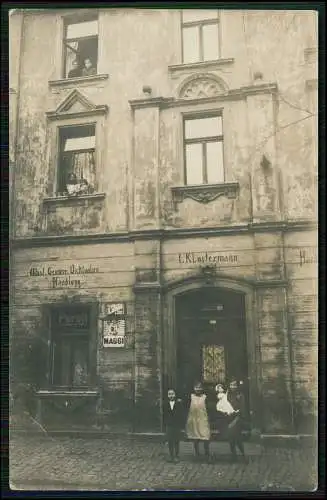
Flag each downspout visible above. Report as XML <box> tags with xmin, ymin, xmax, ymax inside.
<box><xmin>9</xmin><ymin>8</ymin><xmax>24</xmax><ymax>404</ymax></box>
<box><xmin>10</xmin><ymin>9</ymin><xmax>25</xmax><ymax>239</ymax></box>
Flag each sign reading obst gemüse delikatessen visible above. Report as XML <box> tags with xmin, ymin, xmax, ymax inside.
<box><xmin>103</xmin><ymin>303</ymin><xmax>126</xmax><ymax>348</ymax></box>
<box><xmin>28</xmin><ymin>264</ymin><xmax>99</xmax><ymax>289</ymax></box>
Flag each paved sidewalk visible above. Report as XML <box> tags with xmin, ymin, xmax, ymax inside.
<box><xmin>9</xmin><ymin>433</ymin><xmax>317</xmax><ymax>492</ymax></box>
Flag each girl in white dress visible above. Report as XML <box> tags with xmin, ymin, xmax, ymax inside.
<box><xmin>185</xmin><ymin>382</ymin><xmax>211</xmax><ymax>460</ymax></box>
<box><xmin>215</xmin><ymin>384</ymin><xmax>235</xmax><ymax>415</ymax></box>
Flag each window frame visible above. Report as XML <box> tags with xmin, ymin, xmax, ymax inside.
<box><xmin>46</xmin><ymin>102</ymin><xmax>108</xmax><ymax>200</ymax></box>
<box><xmin>62</xmin><ymin>13</ymin><xmax>99</xmax><ymax>80</ymax></box>
<box><xmin>57</xmin><ymin>123</ymin><xmax>97</xmax><ymax>195</ymax></box>
<box><xmin>181</xmin><ymin>10</ymin><xmax>220</xmax><ymax>64</ymax></box>
<box><xmin>183</xmin><ymin>111</ymin><xmax>225</xmax><ymax>186</ymax></box>
<box><xmin>48</xmin><ymin>302</ymin><xmax>98</xmax><ymax>390</ymax></box>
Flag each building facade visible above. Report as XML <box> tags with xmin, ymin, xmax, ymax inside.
<box><xmin>10</xmin><ymin>8</ymin><xmax>318</xmax><ymax>437</ymax></box>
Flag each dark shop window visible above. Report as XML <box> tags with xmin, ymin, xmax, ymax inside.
<box><xmin>51</xmin><ymin>306</ymin><xmax>91</xmax><ymax>388</ymax></box>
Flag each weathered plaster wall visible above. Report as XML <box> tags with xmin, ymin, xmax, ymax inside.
<box><xmin>10</xmin><ymin>8</ymin><xmax>318</xmax><ymax>434</ymax></box>
<box><xmin>11</xmin><ymin>242</ymin><xmax>136</xmax><ymax>427</ymax></box>
<box><xmin>162</xmin><ymin>231</ymin><xmax>302</xmax><ymax>433</ymax></box>
<box><xmin>244</xmin><ymin>10</ymin><xmax>318</xmax><ymax>221</ymax></box>
<box><xmin>284</xmin><ymin>230</ymin><xmax>318</xmax><ymax>433</ymax></box>
<box><xmin>11</xmin><ymin>9</ymin><xmax>317</xmax><ymax>238</ymax></box>
<box><xmin>162</xmin><ymin>234</ymin><xmax>255</xmax><ymax>283</ymax></box>
<box><xmin>12</xmin><ymin>9</ymin><xmax>178</xmax><ymax>238</ymax></box>
<box><xmin>159</xmin><ymin>99</ymin><xmax>252</xmax><ymax>228</ymax></box>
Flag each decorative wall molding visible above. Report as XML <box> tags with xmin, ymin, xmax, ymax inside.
<box><xmin>128</xmin><ymin>96</ymin><xmax>174</xmax><ymax>110</ymax></box>
<box><xmin>171</xmin><ymin>182</ymin><xmax>239</xmax><ymax>209</ymax></box>
<box><xmin>254</xmin><ymin>280</ymin><xmax>288</xmax><ymax>288</ymax></box>
<box><xmin>133</xmin><ymin>283</ymin><xmax>161</xmax><ymax>292</ymax></box>
<box><xmin>11</xmin><ymin>219</ymin><xmax>317</xmax><ymax>248</ymax></box>
<box><xmin>46</xmin><ymin>89</ymin><xmax>109</xmax><ymax>121</ymax></box>
<box><xmin>128</xmin><ymin>83</ymin><xmax>278</xmax><ymax>111</ymax></box>
<box><xmin>168</xmin><ymin>58</ymin><xmax>235</xmax><ymax>77</ymax></box>
<box><xmin>49</xmin><ymin>73</ymin><xmax>109</xmax><ymax>89</ymax></box>
<box><xmin>178</xmin><ymin>73</ymin><xmax>229</xmax><ymax>99</ymax></box>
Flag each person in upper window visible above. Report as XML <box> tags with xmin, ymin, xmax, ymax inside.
<box><xmin>66</xmin><ymin>173</ymin><xmax>90</xmax><ymax>196</ymax></box>
<box><xmin>82</xmin><ymin>58</ymin><xmax>96</xmax><ymax>76</ymax></box>
<box><xmin>68</xmin><ymin>60</ymin><xmax>81</xmax><ymax>79</ymax></box>
<box><xmin>79</xmin><ymin>177</ymin><xmax>90</xmax><ymax>194</ymax></box>
<box><xmin>66</xmin><ymin>172</ymin><xmax>79</xmax><ymax>196</ymax></box>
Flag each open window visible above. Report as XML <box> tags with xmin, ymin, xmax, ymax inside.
<box><xmin>63</xmin><ymin>14</ymin><xmax>99</xmax><ymax>79</ymax></box>
<box><xmin>183</xmin><ymin>114</ymin><xmax>225</xmax><ymax>185</ymax></box>
<box><xmin>57</xmin><ymin>124</ymin><xmax>96</xmax><ymax>196</ymax></box>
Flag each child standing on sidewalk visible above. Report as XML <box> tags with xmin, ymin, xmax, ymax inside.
<box><xmin>185</xmin><ymin>382</ymin><xmax>211</xmax><ymax>461</ymax></box>
<box><xmin>163</xmin><ymin>389</ymin><xmax>184</xmax><ymax>462</ymax></box>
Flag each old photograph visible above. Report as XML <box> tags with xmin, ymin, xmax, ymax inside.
<box><xmin>9</xmin><ymin>5</ymin><xmax>318</xmax><ymax>492</ymax></box>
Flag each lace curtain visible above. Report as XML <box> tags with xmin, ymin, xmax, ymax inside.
<box><xmin>71</xmin><ymin>151</ymin><xmax>96</xmax><ymax>187</ymax></box>
<box><xmin>60</xmin><ymin>150</ymin><xmax>96</xmax><ymax>193</ymax></box>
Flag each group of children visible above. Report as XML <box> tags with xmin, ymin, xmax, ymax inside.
<box><xmin>164</xmin><ymin>381</ymin><xmax>246</xmax><ymax>463</ymax></box>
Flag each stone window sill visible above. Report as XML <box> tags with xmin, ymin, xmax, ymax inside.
<box><xmin>36</xmin><ymin>389</ymin><xmax>99</xmax><ymax>398</ymax></box>
<box><xmin>168</xmin><ymin>58</ymin><xmax>234</xmax><ymax>76</ymax></box>
<box><xmin>43</xmin><ymin>192</ymin><xmax>106</xmax><ymax>206</ymax></box>
<box><xmin>49</xmin><ymin>74</ymin><xmax>109</xmax><ymax>88</ymax></box>
<box><xmin>171</xmin><ymin>182</ymin><xmax>239</xmax><ymax>208</ymax></box>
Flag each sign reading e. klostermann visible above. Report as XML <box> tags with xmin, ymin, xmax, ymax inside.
<box><xmin>28</xmin><ymin>264</ymin><xmax>99</xmax><ymax>289</ymax></box>
<box><xmin>178</xmin><ymin>252</ymin><xmax>238</xmax><ymax>264</ymax></box>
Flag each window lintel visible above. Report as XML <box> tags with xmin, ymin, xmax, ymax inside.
<box><xmin>46</xmin><ymin>106</ymin><xmax>108</xmax><ymax>122</ymax></box>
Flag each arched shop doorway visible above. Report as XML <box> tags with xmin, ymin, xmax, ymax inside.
<box><xmin>164</xmin><ymin>278</ymin><xmax>259</xmax><ymax>432</ymax></box>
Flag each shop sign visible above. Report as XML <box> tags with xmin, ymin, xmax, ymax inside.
<box><xmin>106</xmin><ymin>303</ymin><xmax>125</xmax><ymax>316</ymax></box>
<box><xmin>28</xmin><ymin>263</ymin><xmax>99</xmax><ymax>289</ymax></box>
<box><xmin>178</xmin><ymin>252</ymin><xmax>238</xmax><ymax>265</ymax></box>
<box><xmin>103</xmin><ymin>303</ymin><xmax>126</xmax><ymax>347</ymax></box>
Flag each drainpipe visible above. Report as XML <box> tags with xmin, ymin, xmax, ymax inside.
<box><xmin>10</xmin><ymin>9</ymin><xmax>25</xmax><ymax>240</ymax></box>
<box><xmin>9</xmin><ymin>7</ymin><xmax>24</xmax><ymax>406</ymax></box>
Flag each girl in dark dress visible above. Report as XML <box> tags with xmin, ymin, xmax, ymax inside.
<box><xmin>226</xmin><ymin>379</ymin><xmax>247</xmax><ymax>462</ymax></box>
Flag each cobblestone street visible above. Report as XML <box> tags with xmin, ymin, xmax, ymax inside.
<box><xmin>9</xmin><ymin>432</ymin><xmax>317</xmax><ymax>492</ymax></box>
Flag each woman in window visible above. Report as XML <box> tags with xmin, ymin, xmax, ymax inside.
<box><xmin>82</xmin><ymin>57</ymin><xmax>96</xmax><ymax>76</ymax></box>
<box><xmin>185</xmin><ymin>382</ymin><xmax>211</xmax><ymax>461</ymax></box>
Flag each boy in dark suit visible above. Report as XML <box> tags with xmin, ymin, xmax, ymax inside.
<box><xmin>163</xmin><ymin>389</ymin><xmax>184</xmax><ymax>462</ymax></box>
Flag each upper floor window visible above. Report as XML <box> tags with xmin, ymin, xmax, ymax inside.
<box><xmin>57</xmin><ymin>124</ymin><xmax>96</xmax><ymax>196</ymax></box>
<box><xmin>184</xmin><ymin>114</ymin><xmax>224</xmax><ymax>185</ymax></box>
<box><xmin>181</xmin><ymin>10</ymin><xmax>220</xmax><ymax>64</ymax></box>
<box><xmin>63</xmin><ymin>14</ymin><xmax>98</xmax><ymax>79</ymax></box>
